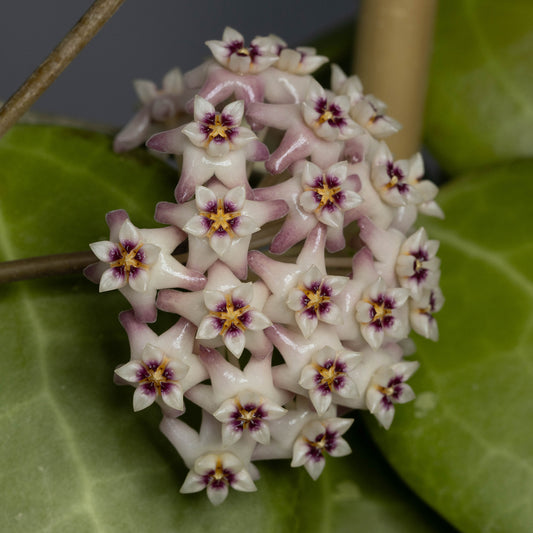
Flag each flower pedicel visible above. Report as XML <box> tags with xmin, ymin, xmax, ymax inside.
<box><xmin>86</xmin><ymin>27</ymin><xmax>444</xmax><ymax>505</ymax></box>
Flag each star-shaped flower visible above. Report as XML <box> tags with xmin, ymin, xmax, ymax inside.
<box><xmin>146</xmin><ymin>96</ymin><xmax>268</xmax><ymax>202</ymax></box>
<box><xmin>254</xmin><ymin>160</ymin><xmax>362</xmax><ymax>253</ymax></box>
<box><xmin>365</xmin><ymin>361</ymin><xmax>419</xmax><ymax>429</ymax></box>
<box><xmin>187</xmin><ymin>346</ymin><xmax>290</xmax><ymax>446</ymax></box>
<box><xmin>155</xmin><ymin>181</ymin><xmax>287</xmax><ymax>279</ymax></box>
<box><xmin>160</xmin><ymin>413</ymin><xmax>258</xmax><ymax>505</ymax></box>
<box><xmin>291</xmin><ymin>417</ymin><xmax>353</xmax><ymax>480</ymax></box>
<box><xmin>409</xmin><ymin>287</ymin><xmax>444</xmax><ymax>341</ymax></box>
<box><xmin>247</xmin><ymin>81</ymin><xmax>362</xmax><ymax>175</ymax></box>
<box><xmin>249</xmin><ymin>225</ymin><xmax>348</xmax><ymax>337</ymax></box>
<box><xmin>113</xmin><ymin>68</ymin><xmax>186</xmax><ymax>153</ymax></box>
<box><xmin>157</xmin><ymin>261</ymin><xmax>272</xmax><ymax>358</ymax></box>
<box><xmin>206</xmin><ymin>27</ymin><xmax>279</xmax><ymax>74</ymax></box>
<box><xmin>355</xmin><ymin>278</ymin><xmax>410</xmax><ymax>350</ymax></box>
<box><xmin>396</xmin><ymin>227</ymin><xmax>441</xmax><ymax>298</ymax></box>
<box><xmin>265</xmin><ymin>323</ymin><xmax>360</xmax><ymax>415</ymax></box>
<box><xmin>85</xmin><ymin>210</ymin><xmax>206</xmax><ymax>322</ymax></box>
<box><xmin>114</xmin><ymin>311</ymin><xmax>207</xmax><ymax>415</ymax></box>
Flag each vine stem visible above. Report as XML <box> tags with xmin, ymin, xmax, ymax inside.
<box><xmin>0</xmin><ymin>0</ymin><xmax>126</xmax><ymax>139</ymax></box>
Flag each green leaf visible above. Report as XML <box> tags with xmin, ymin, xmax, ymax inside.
<box><xmin>367</xmin><ymin>160</ymin><xmax>533</xmax><ymax>532</ymax></box>
<box><xmin>0</xmin><ymin>125</ymin><xmax>453</xmax><ymax>531</ymax></box>
<box><xmin>424</xmin><ymin>0</ymin><xmax>533</xmax><ymax>173</ymax></box>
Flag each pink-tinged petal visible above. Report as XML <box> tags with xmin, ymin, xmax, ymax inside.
<box><xmin>304</xmin><ymin>456</ymin><xmax>326</xmax><ymax>480</ymax></box>
<box><xmin>295</xmin><ymin>310</ymin><xmax>318</xmax><ymax>338</ymax></box>
<box><xmin>318</xmin><ymin>206</ymin><xmax>343</xmax><ymax>228</ymax></box>
<box><xmin>233</xmin><ymin>216</ymin><xmax>260</xmax><ymax>237</ymax></box>
<box><xmin>225</xmin><ymin>186</ymin><xmax>246</xmax><ymax>210</ymax></box>
<box><xmin>362</xmin><ymin>323</ymin><xmax>385</xmax><ymax>350</ymax></box>
<box><xmin>161</xmin><ymin>383</ymin><xmax>185</xmax><ymax>411</ymax></box>
<box><xmin>114</xmin><ymin>361</ymin><xmax>144</xmax><ymax>383</ymax></box>
<box><xmin>245</xmin><ymin>139</ymin><xmax>270</xmax><ymax>162</ymax></box>
<box><xmin>113</xmin><ymin>107</ymin><xmax>151</xmax><ymax>153</ymax></box>
<box><xmin>197</xmin><ymin>316</ymin><xmax>222</xmax><ymax>340</ymax></box>
<box><xmin>203</xmin><ymin>290</ymin><xmax>225</xmax><ymax>312</ymax></box>
<box><xmin>222</xmin><ymin>99</ymin><xmax>244</xmax><ymax>125</ymax></box>
<box><xmin>308</xmin><ymin>386</ymin><xmax>332</xmax><ymax>415</ymax></box>
<box><xmin>224</xmin><ymin>330</ymin><xmax>246</xmax><ymax>358</ymax></box>
<box><xmin>118</xmin><ymin>219</ymin><xmax>140</xmax><ymax>246</ymax></box>
<box><xmin>133</xmin><ymin>79</ymin><xmax>157</xmax><ymax>103</ymax></box>
<box><xmin>89</xmin><ymin>241</ymin><xmax>118</xmax><ymax>262</ymax></box>
<box><xmin>183</xmin><ymin>215</ymin><xmax>209</xmax><ymax>237</ymax></box>
<box><xmin>246</xmin><ymin>310</ymin><xmax>272</xmax><ymax>331</ymax></box>
<box><xmin>396</xmin><ymin>383</ymin><xmax>416</xmax><ymax>404</ymax></box>
<box><xmin>230</xmin><ymin>468</ymin><xmax>257</xmax><ymax>492</ymax></box>
<box><xmin>269</xmin><ymin>215</ymin><xmax>315</xmax><ymax>254</ymax></box>
<box><xmin>286</xmin><ymin>288</ymin><xmax>304</xmax><ymax>312</ymax></box>
<box><xmin>231</xmin><ymin>282</ymin><xmax>254</xmax><ymax>305</ymax></box>
<box><xmin>221</xmin><ymin>423</ymin><xmax>242</xmax><ymax>447</ymax></box>
<box><xmin>193</xmin><ymin>95</ymin><xmax>216</xmax><ymax>123</ymax></box>
<box><xmin>319</xmin><ymin>302</ymin><xmax>342</xmax><ymax>325</ymax></box>
<box><xmin>291</xmin><ymin>437</ymin><xmax>310</xmax><ymax>468</ymax></box>
<box><xmin>296</xmin><ymin>224</ymin><xmax>327</xmax><ymax>272</ymax></box>
<box><xmin>195</xmin><ymin>185</ymin><xmax>217</xmax><ymax>210</ymax></box>
<box><xmin>336</xmin><ymin>375</ymin><xmax>358</xmax><ymax>399</ymax></box>
<box><xmin>299</xmin><ymin>190</ymin><xmax>320</xmax><ymax>212</ymax></box>
<box><xmin>328</xmin><ymin>436</ymin><xmax>352</xmax><ymax>457</ymax></box>
<box><xmin>146</xmin><ymin>127</ymin><xmax>184</xmax><ymax>154</ymax></box>
<box><xmin>266</xmin><ymin>129</ymin><xmax>312</xmax><ymax>175</ymax></box>
<box><xmin>181</xmin><ymin>122</ymin><xmax>206</xmax><ymax>147</ymax></box>
<box><xmin>392</xmin><ymin>360</ymin><xmax>420</xmax><ymax>381</ymax></box>
<box><xmin>162</xmin><ymin>67</ymin><xmax>183</xmax><ymax>93</ymax></box>
<box><xmin>99</xmin><ymin>268</ymin><xmax>126</xmax><ymax>292</ymax></box>
<box><xmin>248</xmin><ymin>251</ymin><xmax>299</xmax><ymax>294</ymax></box>
<box><xmin>209</xmin><ymin>232</ymin><xmax>232</xmax><ymax>256</ymax></box>
<box><xmin>299</xmin><ymin>365</ymin><xmax>318</xmax><ymax>389</ymax></box>
<box><xmin>206</xmin><ymin>138</ymin><xmax>231</xmax><ymax>158</ymax></box>
<box><xmin>180</xmin><ymin>471</ymin><xmax>205</xmax><ymax>494</ymax></box>
<box><xmin>132</xmin><ymin>385</ymin><xmax>156</xmax><ymax>412</ymax></box>
<box><xmin>128</xmin><ymin>268</ymin><xmax>149</xmax><ymax>292</ymax></box>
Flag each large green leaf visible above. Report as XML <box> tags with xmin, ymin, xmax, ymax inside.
<box><xmin>367</xmin><ymin>160</ymin><xmax>533</xmax><ymax>532</ymax></box>
<box><xmin>424</xmin><ymin>0</ymin><xmax>533</xmax><ymax>173</ymax></box>
<box><xmin>0</xmin><ymin>125</ymin><xmax>454</xmax><ymax>531</ymax></box>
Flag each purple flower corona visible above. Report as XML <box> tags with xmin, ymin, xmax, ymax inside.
<box><xmin>92</xmin><ymin>28</ymin><xmax>444</xmax><ymax>505</ymax></box>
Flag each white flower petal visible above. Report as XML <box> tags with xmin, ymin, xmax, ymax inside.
<box><xmin>304</xmin><ymin>456</ymin><xmax>326</xmax><ymax>480</ymax></box>
<box><xmin>209</xmin><ymin>232</ymin><xmax>232</xmax><ymax>256</ymax></box>
<box><xmin>296</xmin><ymin>310</ymin><xmax>318</xmax><ymax>338</ymax></box>
<box><xmin>309</xmin><ymin>386</ymin><xmax>332</xmax><ymax>415</ymax></box>
<box><xmin>114</xmin><ymin>361</ymin><xmax>144</xmax><ymax>383</ymax></box>
<box><xmin>180</xmin><ymin>471</ymin><xmax>205</xmax><ymax>494</ymax></box>
<box><xmin>222</xmin><ymin>100</ymin><xmax>244</xmax><ymax>126</ymax></box>
<box><xmin>197</xmin><ymin>316</ymin><xmax>222</xmax><ymax>339</ymax></box>
<box><xmin>299</xmin><ymin>190</ymin><xmax>320</xmax><ymax>213</ymax></box>
<box><xmin>184</xmin><ymin>215</ymin><xmax>209</xmax><ymax>237</ymax></box>
<box><xmin>99</xmin><ymin>268</ymin><xmax>126</xmax><ymax>292</ymax></box>
<box><xmin>195</xmin><ymin>186</ymin><xmax>217</xmax><ymax>211</ymax></box>
<box><xmin>89</xmin><ymin>241</ymin><xmax>118</xmax><ymax>262</ymax></box>
<box><xmin>224</xmin><ymin>330</ymin><xmax>246</xmax><ymax>357</ymax></box>
<box><xmin>299</xmin><ymin>364</ymin><xmax>318</xmax><ymax>390</ymax></box>
<box><xmin>328</xmin><ymin>436</ymin><xmax>352</xmax><ymax>457</ymax></box>
<box><xmin>246</xmin><ymin>310</ymin><xmax>272</xmax><ymax>331</ymax></box>
<box><xmin>128</xmin><ymin>268</ymin><xmax>149</xmax><ymax>293</ymax></box>
<box><xmin>161</xmin><ymin>383</ymin><xmax>184</xmax><ymax>411</ymax></box>
<box><xmin>231</xmin><ymin>468</ymin><xmax>257</xmax><ymax>492</ymax></box>
<box><xmin>118</xmin><ymin>219</ymin><xmax>140</xmax><ymax>246</ymax></box>
<box><xmin>231</xmin><ymin>282</ymin><xmax>254</xmax><ymax>305</ymax></box>
<box><xmin>251</xmin><ymin>423</ymin><xmax>270</xmax><ymax>445</ymax></box>
<box><xmin>206</xmin><ymin>482</ymin><xmax>229</xmax><ymax>506</ymax></box>
<box><xmin>132</xmin><ymin>385</ymin><xmax>156</xmax><ymax>411</ymax></box>
<box><xmin>193</xmin><ymin>95</ymin><xmax>216</xmax><ymax>123</ymax></box>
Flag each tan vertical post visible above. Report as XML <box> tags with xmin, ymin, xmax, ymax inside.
<box><xmin>355</xmin><ymin>0</ymin><xmax>438</xmax><ymax>158</ymax></box>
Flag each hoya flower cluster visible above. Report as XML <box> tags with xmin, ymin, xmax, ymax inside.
<box><xmin>86</xmin><ymin>27</ymin><xmax>444</xmax><ymax>505</ymax></box>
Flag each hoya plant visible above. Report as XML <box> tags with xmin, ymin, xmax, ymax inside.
<box><xmin>1</xmin><ymin>1</ymin><xmax>532</xmax><ymax>532</ymax></box>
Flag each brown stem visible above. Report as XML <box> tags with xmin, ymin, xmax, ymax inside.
<box><xmin>355</xmin><ymin>0</ymin><xmax>438</xmax><ymax>158</ymax></box>
<box><xmin>0</xmin><ymin>0</ymin><xmax>126</xmax><ymax>139</ymax></box>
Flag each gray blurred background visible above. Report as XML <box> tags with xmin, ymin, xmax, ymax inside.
<box><xmin>0</xmin><ymin>1</ymin><xmax>357</xmax><ymax>127</ymax></box>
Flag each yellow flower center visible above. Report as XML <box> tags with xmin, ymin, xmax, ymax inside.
<box><xmin>110</xmin><ymin>242</ymin><xmax>149</xmax><ymax>281</ymax></box>
<box><xmin>207</xmin><ymin>115</ymin><xmax>230</xmax><ymax>143</ymax></box>
<box><xmin>306</xmin><ymin>179</ymin><xmax>342</xmax><ymax>212</ymax></box>
<box><xmin>314</xmin><ymin>361</ymin><xmax>344</xmax><ymax>390</ymax></box>
<box><xmin>209</xmin><ymin>293</ymin><xmax>250</xmax><ymax>336</ymax></box>
<box><xmin>140</xmin><ymin>356</ymin><xmax>172</xmax><ymax>395</ymax></box>
<box><xmin>300</xmin><ymin>283</ymin><xmax>330</xmax><ymax>313</ymax></box>
<box><xmin>200</xmin><ymin>199</ymin><xmax>240</xmax><ymax>238</ymax></box>
<box><xmin>317</xmin><ymin>110</ymin><xmax>334</xmax><ymax>125</ymax></box>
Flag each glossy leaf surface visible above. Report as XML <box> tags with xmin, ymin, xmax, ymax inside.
<box><xmin>424</xmin><ymin>0</ymin><xmax>533</xmax><ymax>173</ymax></box>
